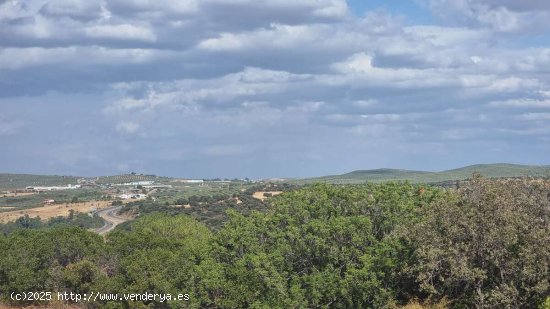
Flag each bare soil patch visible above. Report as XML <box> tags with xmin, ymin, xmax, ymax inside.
<box><xmin>252</xmin><ymin>191</ymin><xmax>283</xmax><ymax>201</ymax></box>
<box><xmin>2</xmin><ymin>192</ymin><xmax>36</xmax><ymax>197</ymax></box>
<box><xmin>0</xmin><ymin>200</ymin><xmax>112</xmax><ymax>223</ymax></box>
<box><xmin>171</xmin><ymin>204</ymin><xmax>192</xmax><ymax>209</ymax></box>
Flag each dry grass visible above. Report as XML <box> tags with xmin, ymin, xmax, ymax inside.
<box><xmin>0</xmin><ymin>200</ymin><xmax>112</xmax><ymax>223</ymax></box>
<box><xmin>2</xmin><ymin>192</ymin><xmax>36</xmax><ymax>198</ymax></box>
<box><xmin>252</xmin><ymin>191</ymin><xmax>283</xmax><ymax>201</ymax></box>
<box><xmin>171</xmin><ymin>204</ymin><xmax>192</xmax><ymax>209</ymax></box>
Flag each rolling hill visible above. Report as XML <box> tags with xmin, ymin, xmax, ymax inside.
<box><xmin>0</xmin><ymin>173</ymin><xmax>173</xmax><ymax>190</ymax></box>
<box><xmin>2</xmin><ymin>164</ymin><xmax>549</xmax><ymax>189</ymax></box>
<box><xmin>300</xmin><ymin>163</ymin><xmax>550</xmax><ymax>184</ymax></box>
<box><xmin>94</xmin><ymin>174</ymin><xmax>172</xmax><ymax>185</ymax></box>
<box><xmin>0</xmin><ymin>174</ymin><xmax>79</xmax><ymax>190</ymax></box>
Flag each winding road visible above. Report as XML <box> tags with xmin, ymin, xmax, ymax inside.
<box><xmin>91</xmin><ymin>205</ymin><xmax>129</xmax><ymax>235</ymax></box>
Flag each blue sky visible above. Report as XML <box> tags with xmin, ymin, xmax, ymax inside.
<box><xmin>348</xmin><ymin>0</ymin><xmax>434</xmax><ymax>24</ymax></box>
<box><xmin>1</xmin><ymin>0</ymin><xmax>550</xmax><ymax>178</ymax></box>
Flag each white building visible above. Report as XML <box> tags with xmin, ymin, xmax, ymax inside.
<box><xmin>118</xmin><ymin>193</ymin><xmax>148</xmax><ymax>200</ymax></box>
<box><xmin>27</xmin><ymin>184</ymin><xmax>81</xmax><ymax>192</ymax></box>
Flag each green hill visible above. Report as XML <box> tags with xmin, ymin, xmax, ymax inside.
<box><xmin>95</xmin><ymin>174</ymin><xmax>172</xmax><ymax>184</ymax></box>
<box><xmin>0</xmin><ymin>174</ymin><xmax>78</xmax><ymax>190</ymax></box>
<box><xmin>0</xmin><ymin>173</ymin><xmax>173</xmax><ymax>190</ymax></box>
<box><xmin>2</xmin><ymin>164</ymin><xmax>549</xmax><ymax>189</ymax></box>
<box><xmin>301</xmin><ymin>163</ymin><xmax>550</xmax><ymax>184</ymax></box>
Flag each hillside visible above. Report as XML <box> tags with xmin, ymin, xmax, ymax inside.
<box><xmin>3</xmin><ymin>164</ymin><xmax>549</xmax><ymax>189</ymax></box>
<box><xmin>0</xmin><ymin>174</ymin><xmax>78</xmax><ymax>190</ymax></box>
<box><xmin>95</xmin><ymin>174</ymin><xmax>172</xmax><ymax>184</ymax></box>
<box><xmin>0</xmin><ymin>173</ymin><xmax>173</xmax><ymax>190</ymax></box>
<box><xmin>301</xmin><ymin>163</ymin><xmax>550</xmax><ymax>184</ymax></box>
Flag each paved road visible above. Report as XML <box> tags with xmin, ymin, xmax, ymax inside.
<box><xmin>91</xmin><ymin>206</ymin><xmax>129</xmax><ymax>235</ymax></box>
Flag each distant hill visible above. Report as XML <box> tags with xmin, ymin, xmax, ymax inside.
<box><xmin>301</xmin><ymin>164</ymin><xmax>550</xmax><ymax>184</ymax></box>
<box><xmin>0</xmin><ymin>173</ymin><xmax>173</xmax><ymax>190</ymax></box>
<box><xmin>2</xmin><ymin>164</ymin><xmax>549</xmax><ymax>190</ymax></box>
<box><xmin>95</xmin><ymin>174</ymin><xmax>172</xmax><ymax>184</ymax></box>
<box><xmin>0</xmin><ymin>174</ymin><xmax>78</xmax><ymax>190</ymax></box>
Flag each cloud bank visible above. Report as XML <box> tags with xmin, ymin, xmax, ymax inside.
<box><xmin>1</xmin><ymin>0</ymin><xmax>549</xmax><ymax>178</ymax></box>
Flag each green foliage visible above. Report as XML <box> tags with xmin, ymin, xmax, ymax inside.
<box><xmin>102</xmin><ymin>213</ymin><xmax>214</xmax><ymax>308</ymax></box>
<box><xmin>406</xmin><ymin>176</ymin><xmax>550</xmax><ymax>308</ymax></box>
<box><xmin>0</xmin><ymin>212</ymin><xmax>104</xmax><ymax>235</ymax></box>
<box><xmin>0</xmin><ymin>227</ymin><xmax>104</xmax><ymax>301</ymax></box>
<box><xmin>120</xmin><ymin>190</ymin><xmax>267</xmax><ymax>230</ymax></box>
<box><xmin>206</xmin><ymin>183</ymin><xmax>440</xmax><ymax>308</ymax></box>
<box><xmin>63</xmin><ymin>259</ymin><xmax>102</xmax><ymax>295</ymax></box>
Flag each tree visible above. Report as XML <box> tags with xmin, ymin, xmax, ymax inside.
<box><xmin>0</xmin><ymin>227</ymin><xmax>104</xmax><ymax>303</ymax></box>
<box><xmin>208</xmin><ymin>183</ymin><xmax>441</xmax><ymax>308</ymax></box>
<box><xmin>102</xmin><ymin>213</ymin><xmax>214</xmax><ymax>308</ymax></box>
<box><xmin>407</xmin><ymin>176</ymin><xmax>550</xmax><ymax>308</ymax></box>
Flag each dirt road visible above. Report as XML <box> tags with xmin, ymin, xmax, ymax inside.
<box><xmin>91</xmin><ymin>206</ymin><xmax>129</xmax><ymax>235</ymax></box>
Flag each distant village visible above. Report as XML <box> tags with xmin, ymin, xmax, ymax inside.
<box><xmin>2</xmin><ymin>178</ymin><xmax>170</xmax><ymax>206</ymax></box>
<box><xmin>3</xmin><ymin>175</ymin><xmax>255</xmax><ymax>207</ymax></box>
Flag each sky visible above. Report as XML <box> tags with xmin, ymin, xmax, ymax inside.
<box><xmin>1</xmin><ymin>0</ymin><xmax>550</xmax><ymax>179</ymax></box>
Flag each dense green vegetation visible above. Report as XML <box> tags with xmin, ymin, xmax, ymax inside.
<box><xmin>0</xmin><ymin>177</ymin><xmax>548</xmax><ymax>308</ymax></box>
<box><xmin>302</xmin><ymin>163</ymin><xmax>550</xmax><ymax>184</ymax></box>
<box><xmin>151</xmin><ymin>183</ymin><xmax>246</xmax><ymax>203</ymax></box>
<box><xmin>0</xmin><ymin>211</ymin><xmax>104</xmax><ymax>235</ymax></box>
<box><xmin>120</xmin><ymin>183</ymin><xmax>297</xmax><ymax>230</ymax></box>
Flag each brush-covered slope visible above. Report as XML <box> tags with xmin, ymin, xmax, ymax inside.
<box><xmin>0</xmin><ymin>174</ymin><xmax>78</xmax><ymax>190</ymax></box>
<box><xmin>302</xmin><ymin>163</ymin><xmax>550</xmax><ymax>184</ymax></box>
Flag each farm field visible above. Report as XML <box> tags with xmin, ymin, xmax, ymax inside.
<box><xmin>0</xmin><ymin>189</ymin><xmax>108</xmax><ymax>211</ymax></box>
<box><xmin>1</xmin><ymin>192</ymin><xmax>36</xmax><ymax>197</ymax></box>
<box><xmin>0</xmin><ymin>200</ymin><xmax>111</xmax><ymax>223</ymax></box>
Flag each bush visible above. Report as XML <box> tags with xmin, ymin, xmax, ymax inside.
<box><xmin>407</xmin><ymin>176</ymin><xmax>550</xmax><ymax>308</ymax></box>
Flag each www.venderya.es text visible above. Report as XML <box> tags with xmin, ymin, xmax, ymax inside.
<box><xmin>10</xmin><ymin>291</ymin><xmax>190</xmax><ymax>303</ymax></box>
